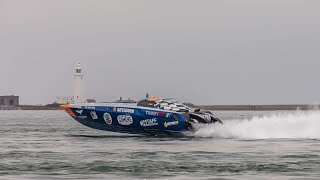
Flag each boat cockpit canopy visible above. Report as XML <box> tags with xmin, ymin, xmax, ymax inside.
<box><xmin>137</xmin><ymin>97</ymin><xmax>191</xmax><ymax>112</ymax></box>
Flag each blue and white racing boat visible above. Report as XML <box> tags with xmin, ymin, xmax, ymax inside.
<box><xmin>61</xmin><ymin>97</ymin><xmax>222</xmax><ymax>135</ymax></box>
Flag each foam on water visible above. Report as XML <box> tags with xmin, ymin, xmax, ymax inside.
<box><xmin>195</xmin><ymin>110</ymin><xmax>320</xmax><ymax>139</ymax></box>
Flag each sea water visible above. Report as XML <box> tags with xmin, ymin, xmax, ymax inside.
<box><xmin>0</xmin><ymin>110</ymin><xmax>320</xmax><ymax>179</ymax></box>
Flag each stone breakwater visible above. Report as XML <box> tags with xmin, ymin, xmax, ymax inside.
<box><xmin>0</xmin><ymin>105</ymin><xmax>21</xmax><ymax>110</ymax></box>
<box><xmin>18</xmin><ymin>105</ymin><xmax>61</xmax><ymax>110</ymax></box>
<box><xmin>0</xmin><ymin>105</ymin><xmax>60</xmax><ymax>110</ymax></box>
<box><xmin>200</xmin><ymin>104</ymin><xmax>319</xmax><ymax>111</ymax></box>
<box><xmin>1</xmin><ymin>104</ymin><xmax>318</xmax><ymax>111</ymax></box>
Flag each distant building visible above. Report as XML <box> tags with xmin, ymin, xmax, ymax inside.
<box><xmin>0</xmin><ymin>95</ymin><xmax>19</xmax><ymax>106</ymax></box>
<box><xmin>114</xmin><ymin>97</ymin><xmax>136</xmax><ymax>103</ymax></box>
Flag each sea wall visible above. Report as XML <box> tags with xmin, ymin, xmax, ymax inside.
<box><xmin>200</xmin><ymin>105</ymin><xmax>319</xmax><ymax>111</ymax></box>
<box><xmin>19</xmin><ymin>105</ymin><xmax>61</xmax><ymax>110</ymax></box>
<box><xmin>0</xmin><ymin>105</ymin><xmax>21</xmax><ymax>110</ymax></box>
<box><xmin>1</xmin><ymin>104</ymin><xmax>318</xmax><ymax>111</ymax></box>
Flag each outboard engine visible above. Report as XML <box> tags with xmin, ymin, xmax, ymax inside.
<box><xmin>190</xmin><ymin>111</ymin><xmax>222</xmax><ymax>124</ymax></box>
<box><xmin>187</xmin><ymin>110</ymin><xmax>223</xmax><ymax>131</ymax></box>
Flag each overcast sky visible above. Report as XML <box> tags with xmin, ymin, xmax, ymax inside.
<box><xmin>1</xmin><ymin>0</ymin><xmax>320</xmax><ymax>105</ymax></box>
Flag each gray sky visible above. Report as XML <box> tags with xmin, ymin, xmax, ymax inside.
<box><xmin>1</xmin><ymin>0</ymin><xmax>320</xmax><ymax>105</ymax></box>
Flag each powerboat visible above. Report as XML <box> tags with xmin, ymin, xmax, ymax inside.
<box><xmin>61</xmin><ymin>97</ymin><xmax>222</xmax><ymax>135</ymax></box>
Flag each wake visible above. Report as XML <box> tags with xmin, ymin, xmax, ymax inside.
<box><xmin>195</xmin><ymin>110</ymin><xmax>320</xmax><ymax>139</ymax></box>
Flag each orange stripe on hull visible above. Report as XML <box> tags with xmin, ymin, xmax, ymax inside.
<box><xmin>67</xmin><ymin>107</ymin><xmax>77</xmax><ymax>117</ymax></box>
<box><xmin>60</xmin><ymin>104</ymin><xmax>77</xmax><ymax>118</ymax></box>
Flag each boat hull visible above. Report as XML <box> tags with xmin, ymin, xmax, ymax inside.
<box><xmin>62</xmin><ymin>104</ymin><xmax>188</xmax><ymax>135</ymax></box>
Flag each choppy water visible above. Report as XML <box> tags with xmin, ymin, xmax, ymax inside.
<box><xmin>1</xmin><ymin>110</ymin><xmax>320</xmax><ymax>179</ymax></box>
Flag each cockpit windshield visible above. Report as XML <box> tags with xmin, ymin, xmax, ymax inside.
<box><xmin>137</xmin><ymin>97</ymin><xmax>191</xmax><ymax>112</ymax></box>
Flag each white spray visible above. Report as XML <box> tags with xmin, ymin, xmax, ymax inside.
<box><xmin>195</xmin><ymin>110</ymin><xmax>320</xmax><ymax>139</ymax></box>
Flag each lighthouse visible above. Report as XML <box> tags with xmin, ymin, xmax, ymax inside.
<box><xmin>74</xmin><ymin>62</ymin><xmax>84</xmax><ymax>104</ymax></box>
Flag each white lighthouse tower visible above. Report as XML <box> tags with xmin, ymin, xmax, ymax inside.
<box><xmin>74</xmin><ymin>62</ymin><xmax>84</xmax><ymax>104</ymax></box>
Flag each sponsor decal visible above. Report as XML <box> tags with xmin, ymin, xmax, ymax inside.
<box><xmin>140</xmin><ymin>118</ymin><xmax>158</xmax><ymax>127</ymax></box>
<box><xmin>75</xmin><ymin>109</ymin><xmax>87</xmax><ymax>119</ymax></box>
<box><xmin>200</xmin><ymin>114</ymin><xmax>211</xmax><ymax>121</ymax></box>
<box><xmin>164</xmin><ymin>121</ymin><xmax>179</xmax><ymax>128</ymax></box>
<box><xmin>114</xmin><ymin>108</ymin><xmax>135</xmax><ymax>114</ymax></box>
<box><xmin>103</xmin><ymin>113</ymin><xmax>112</xmax><ymax>125</ymax></box>
<box><xmin>90</xmin><ymin>111</ymin><xmax>98</xmax><ymax>120</ymax></box>
<box><xmin>85</xmin><ymin>106</ymin><xmax>95</xmax><ymax>110</ymax></box>
<box><xmin>75</xmin><ymin>109</ymin><xmax>83</xmax><ymax>115</ymax></box>
<box><xmin>117</xmin><ymin>115</ymin><xmax>133</xmax><ymax>126</ymax></box>
<box><xmin>146</xmin><ymin>111</ymin><xmax>165</xmax><ymax>117</ymax></box>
